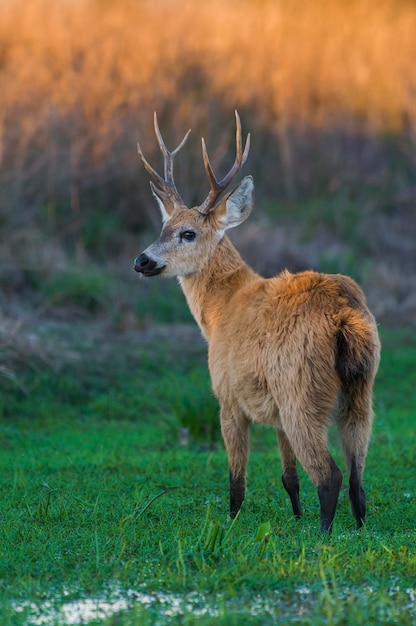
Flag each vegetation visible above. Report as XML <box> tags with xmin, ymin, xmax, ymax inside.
<box><xmin>0</xmin><ymin>319</ymin><xmax>415</xmax><ymax>625</ymax></box>
<box><xmin>0</xmin><ymin>1</ymin><xmax>415</xmax><ymax>623</ymax></box>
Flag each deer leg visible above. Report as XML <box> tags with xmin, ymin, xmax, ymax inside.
<box><xmin>277</xmin><ymin>428</ymin><xmax>302</xmax><ymax>519</ymax></box>
<box><xmin>348</xmin><ymin>456</ymin><xmax>366</xmax><ymax>528</ymax></box>
<box><xmin>220</xmin><ymin>407</ymin><xmax>250</xmax><ymax>518</ymax></box>
<box><xmin>229</xmin><ymin>471</ymin><xmax>245</xmax><ymax>518</ymax></box>
<box><xmin>338</xmin><ymin>383</ymin><xmax>373</xmax><ymax>528</ymax></box>
<box><xmin>316</xmin><ymin>456</ymin><xmax>344</xmax><ymax>533</ymax></box>
<box><xmin>280</xmin><ymin>410</ymin><xmax>343</xmax><ymax>533</ymax></box>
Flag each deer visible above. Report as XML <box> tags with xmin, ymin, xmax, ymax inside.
<box><xmin>133</xmin><ymin>111</ymin><xmax>380</xmax><ymax>533</ymax></box>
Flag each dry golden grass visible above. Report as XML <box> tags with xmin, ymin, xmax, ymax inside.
<box><xmin>0</xmin><ymin>0</ymin><xmax>415</xmax><ymax>242</ymax></box>
<box><xmin>2</xmin><ymin>0</ymin><xmax>414</xmax><ymax>123</ymax></box>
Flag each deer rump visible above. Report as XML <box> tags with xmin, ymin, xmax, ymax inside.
<box><xmin>209</xmin><ymin>270</ymin><xmax>377</xmax><ymax>423</ymax></box>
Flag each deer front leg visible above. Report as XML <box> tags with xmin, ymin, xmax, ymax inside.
<box><xmin>220</xmin><ymin>406</ymin><xmax>250</xmax><ymax>518</ymax></box>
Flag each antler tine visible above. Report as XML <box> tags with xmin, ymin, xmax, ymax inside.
<box><xmin>197</xmin><ymin>110</ymin><xmax>251</xmax><ymax>215</ymax></box>
<box><xmin>137</xmin><ymin>141</ymin><xmax>166</xmax><ymax>189</ymax></box>
<box><xmin>137</xmin><ymin>113</ymin><xmax>191</xmax><ymax>209</ymax></box>
<box><xmin>153</xmin><ymin>112</ymin><xmax>191</xmax><ymax>186</ymax></box>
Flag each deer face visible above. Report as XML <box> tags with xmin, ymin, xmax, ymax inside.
<box><xmin>134</xmin><ymin>111</ymin><xmax>253</xmax><ymax>279</ymax></box>
<box><xmin>134</xmin><ymin>207</ymin><xmax>218</xmax><ymax>278</ymax></box>
<box><xmin>134</xmin><ymin>176</ymin><xmax>254</xmax><ymax>278</ymax></box>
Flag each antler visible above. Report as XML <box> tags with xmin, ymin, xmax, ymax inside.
<box><xmin>197</xmin><ymin>110</ymin><xmax>251</xmax><ymax>215</ymax></box>
<box><xmin>137</xmin><ymin>112</ymin><xmax>191</xmax><ymax>209</ymax></box>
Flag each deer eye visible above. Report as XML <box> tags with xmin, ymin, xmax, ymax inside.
<box><xmin>180</xmin><ymin>230</ymin><xmax>196</xmax><ymax>242</ymax></box>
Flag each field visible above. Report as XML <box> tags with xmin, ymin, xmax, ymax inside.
<box><xmin>0</xmin><ymin>312</ymin><xmax>415</xmax><ymax>625</ymax></box>
<box><xmin>0</xmin><ymin>0</ymin><xmax>415</xmax><ymax>623</ymax></box>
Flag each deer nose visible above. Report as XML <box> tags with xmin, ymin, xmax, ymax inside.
<box><xmin>134</xmin><ymin>253</ymin><xmax>149</xmax><ymax>272</ymax></box>
<box><xmin>134</xmin><ymin>252</ymin><xmax>157</xmax><ymax>274</ymax></box>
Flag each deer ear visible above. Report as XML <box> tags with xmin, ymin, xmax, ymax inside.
<box><xmin>150</xmin><ymin>181</ymin><xmax>174</xmax><ymax>223</ymax></box>
<box><xmin>216</xmin><ymin>176</ymin><xmax>254</xmax><ymax>231</ymax></box>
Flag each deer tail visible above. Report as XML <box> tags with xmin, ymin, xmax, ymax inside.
<box><xmin>334</xmin><ymin>308</ymin><xmax>379</xmax><ymax>386</ymax></box>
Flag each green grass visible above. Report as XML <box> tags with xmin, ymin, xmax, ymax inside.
<box><xmin>40</xmin><ymin>267</ymin><xmax>115</xmax><ymax>313</ymax></box>
<box><xmin>0</xmin><ymin>324</ymin><xmax>415</xmax><ymax>625</ymax></box>
<box><xmin>135</xmin><ymin>280</ymin><xmax>194</xmax><ymax>325</ymax></box>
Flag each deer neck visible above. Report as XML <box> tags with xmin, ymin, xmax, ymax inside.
<box><xmin>178</xmin><ymin>235</ymin><xmax>257</xmax><ymax>341</ymax></box>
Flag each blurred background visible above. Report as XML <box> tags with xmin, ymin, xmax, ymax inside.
<box><xmin>1</xmin><ymin>0</ymin><xmax>415</xmax><ymax>376</ymax></box>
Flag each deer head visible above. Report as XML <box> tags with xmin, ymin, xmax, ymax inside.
<box><xmin>134</xmin><ymin>111</ymin><xmax>253</xmax><ymax>278</ymax></box>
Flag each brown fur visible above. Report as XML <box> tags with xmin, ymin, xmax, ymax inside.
<box><xmin>134</xmin><ymin>121</ymin><xmax>380</xmax><ymax>532</ymax></box>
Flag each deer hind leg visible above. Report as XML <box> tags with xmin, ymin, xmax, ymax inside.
<box><xmin>220</xmin><ymin>406</ymin><xmax>250</xmax><ymax>518</ymax></box>
<box><xmin>277</xmin><ymin>428</ymin><xmax>302</xmax><ymax>519</ymax></box>
<box><xmin>337</xmin><ymin>382</ymin><xmax>374</xmax><ymax>528</ymax></box>
<box><xmin>280</xmin><ymin>409</ymin><xmax>343</xmax><ymax>533</ymax></box>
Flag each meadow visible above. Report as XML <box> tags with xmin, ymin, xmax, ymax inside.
<box><xmin>0</xmin><ymin>0</ymin><xmax>415</xmax><ymax>623</ymax></box>
<box><xmin>0</xmin><ymin>307</ymin><xmax>415</xmax><ymax>625</ymax></box>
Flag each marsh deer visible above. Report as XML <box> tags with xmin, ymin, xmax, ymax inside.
<box><xmin>134</xmin><ymin>112</ymin><xmax>380</xmax><ymax>532</ymax></box>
